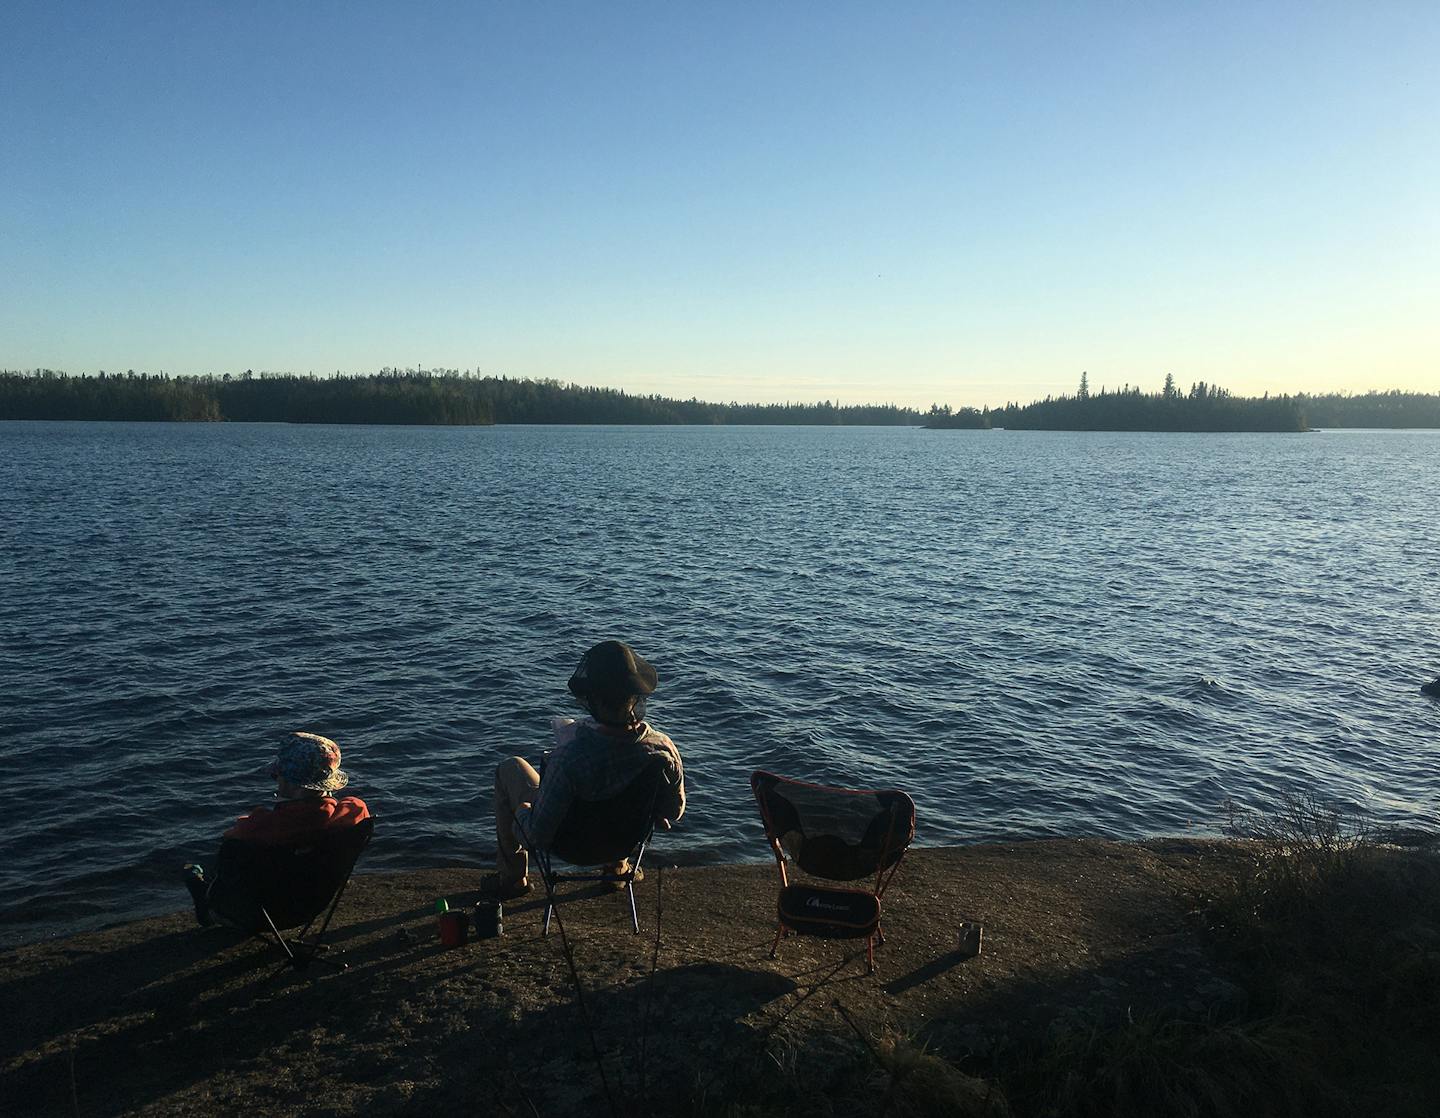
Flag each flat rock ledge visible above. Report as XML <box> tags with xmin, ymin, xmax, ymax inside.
<box><xmin>1</xmin><ymin>838</ymin><xmax>1253</xmax><ymax>1116</ymax></box>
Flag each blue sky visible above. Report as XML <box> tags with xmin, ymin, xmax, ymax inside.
<box><xmin>3</xmin><ymin>1</ymin><xmax>1435</xmax><ymax>407</ymax></box>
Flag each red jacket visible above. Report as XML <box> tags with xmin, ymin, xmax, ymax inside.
<box><xmin>224</xmin><ymin>795</ymin><xmax>370</xmax><ymax>846</ymax></box>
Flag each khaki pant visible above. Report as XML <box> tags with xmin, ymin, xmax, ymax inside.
<box><xmin>494</xmin><ymin>756</ymin><xmax>541</xmax><ymax>882</ymax></box>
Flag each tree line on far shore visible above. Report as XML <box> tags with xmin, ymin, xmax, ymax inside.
<box><xmin>2</xmin><ymin>368</ymin><xmax>1437</xmax><ymax>429</ymax></box>
<box><xmin>926</xmin><ymin>374</ymin><xmax>1440</xmax><ymax>432</ymax></box>
<box><xmin>926</xmin><ymin>372</ymin><xmax>1305</xmax><ymax>431</ymax></box>
<box><xmin>0</xmin><ymin>369</ymin><xmax>923</xmax><ymax>426</ymax></box>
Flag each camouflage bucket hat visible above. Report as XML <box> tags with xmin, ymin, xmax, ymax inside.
<box><xmin>269</xmin><ymin>732</ymin><xmax>349</xmax><ymax>793</ymax></box>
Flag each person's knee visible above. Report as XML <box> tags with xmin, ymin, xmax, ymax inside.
<box><xmin>497</xmin><ymin>755</ymin><xmax>526</xmax><ymax>773</ymax></box>
<box><xmin>495</xmin><ymin>756</ymin><xmax>530</xmax><ymax>793</ymax></box>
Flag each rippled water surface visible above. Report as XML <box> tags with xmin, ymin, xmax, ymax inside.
<box><xmin>2</xmin><ymin>421</ymin><xmax>1438</xmax><ymax>944</ymax></box>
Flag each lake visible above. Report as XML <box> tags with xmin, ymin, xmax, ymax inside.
<box><xmin>2</xmin><ymin>421</ymin><xmax>1438</xmax><ymax>946</ymax></box>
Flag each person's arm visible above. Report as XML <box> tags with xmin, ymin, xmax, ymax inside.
<box><xmin>516</xmin><ymin>754</ymin><xmax>576</xmax><ymax>852</ymax></box>
<box><xmin>654</xmin><ymin>739</ymin><xmax>685</xmax><ymax>825</ymax></box>
<box><xmin>223</xmin><ymin>804</ymin><xmax>273</xmax><ymax>841</ymax></box>
<box><xmin>333</xmin><ymin>795</ymin><xmax>371</xmax><ymax>825</ymax></box>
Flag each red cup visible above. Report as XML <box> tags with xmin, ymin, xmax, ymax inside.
<box><xmin>438</xmin><ymin>910</ymin><xmax>468</xmax><ymax>947</ymax></box>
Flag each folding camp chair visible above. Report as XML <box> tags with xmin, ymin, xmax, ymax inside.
<box><xmin>207</xmin><ymin>817</ymin><xmax>374</xmax><ymax>977</ymax></box>
<box><xmin>750</xmin><ymin>771</ymin><xmax>915</xmax><ymax>974</ymax></box>
<box><xmin>530</xmin><ymin>756</ymin><xmax>668</xmax><ymax>936</ymax></box>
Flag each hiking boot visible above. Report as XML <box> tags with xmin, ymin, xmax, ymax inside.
<box><xmin>603</xmin><ymin>860</ymin><xmax>644</xmax><ymax>890</ymax></box>
<box><xmin>181</xmin><ymin>864</ymin><xmax>214</xmax><ymax>926</ymax></box>
<box><xmin>479</xmin><ymin>873</ymin><xmax>532</xmax><ymax>901</ymax></box>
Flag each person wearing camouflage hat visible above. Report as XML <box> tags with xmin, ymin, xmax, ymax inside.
<box><xmin>181</xmin><ymin>732</ymin><xmax>370</xmax><ymax>925</ymax></box>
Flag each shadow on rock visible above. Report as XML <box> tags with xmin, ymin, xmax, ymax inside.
<box><xmin>417</xmin><ymin>962</ymin><xmax>798</xmax><ymax>1116</ymax></box>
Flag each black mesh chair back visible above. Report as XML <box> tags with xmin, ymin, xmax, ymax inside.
<box><xmin>208</xmin><ymin>817</ymin><xmax>374</xmax><ymax>975</ymax></box>
<box><xmin>751</xmin><ymin>771</ymin><xmax>915</xmax><ymax>973</ymax></box>
<box><xmin>549</xmin><ymin>757</ymin><xmax>667</xmax><ymax>867</ymax></box>
<box><xmin>532</xmin><ymin>756</ymin><xmax>669</xmax><ymax>934</ymax></box>
<box><xmin>751</xmin><ymin>772</ymin><xmax>914</xmax><ymax>882</ymax></box>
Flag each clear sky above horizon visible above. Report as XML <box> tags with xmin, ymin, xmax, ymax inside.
<box><xmin>3</xmin><ymin>1</ymin><xmax>1436</xmax><ymax>409</ymax></box>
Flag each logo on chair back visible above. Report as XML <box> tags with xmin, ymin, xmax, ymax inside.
<box><xmin>805</xmin><ymin>897</ymin><xmax>852</xmax><ymax>913</ymax></box>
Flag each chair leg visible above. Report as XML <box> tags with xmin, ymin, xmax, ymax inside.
<box><xmin>262</xmin><ymin>909</ymin><xmax>297</xmax><ymax>963</ymax></box>
<box><xmin>260</xmin><ymin>933</ymin><xmax>304</xmax><ymax>987</ymax></box>
<box><xmin>875</xmin><ymin>923</ymin><xmax>886</xmax><ymax>948</ymax></box>
<box><xmin>627</xmin><ymin>840</ymin><xmax>651</xmax><ymax>935</ymax></box>
<box><xmin>769</xmin><ymin>923</ymin><xmax>784</xmax><ymax>959</ymax></box>
<box><xmin>866</xmin><ymin>934</ymin><xmax>876</xmax><ymax>975</ymax></box>
<box><xmin>534</xmin><ymin>838</ymin><xmax>652</xmax><ymax>935</ymax></box>
<box><xmin>538</xmin><ymin>850</ymin><xmax>556</xmax><ymax>936</ymax></box>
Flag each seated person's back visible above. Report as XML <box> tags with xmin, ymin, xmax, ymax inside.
<box><xmin>522</xmin><ymin>713</ymin><xmax>683</xmax><ymax>853</ymax></box>
<box><xmin>183</xmin><ymin>732</ymin><xmax>370</xmax><ymax>926</ymax></box>
<box><xmin>484</xmin><ymin>640</ymin><xmax>684</xmax><ymax>898</ymax></box>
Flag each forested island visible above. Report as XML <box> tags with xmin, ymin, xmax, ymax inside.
<box><xmin>927</xmin><ymin>374</ymin><xmax>1440</xmax><ymax>432</ymax></box>
<box><xmin>928</xmin><ymin>374</ymin><xmax>1307</xmax><ymax>432</ymax></box>
<box><xmin>2</xmin><ymin>368</ymin><xmax>1438</xmax><ymax>429</ymax></box>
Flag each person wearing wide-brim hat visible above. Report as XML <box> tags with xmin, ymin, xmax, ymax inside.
<box><xmin>483</xmin><ymin>640</ymin><xmax>685</xmax><ymax>899</ymax></box>
<box><xmin>181</xmin><ymin>732</ymin><xmax>371</xmax><ymax>925</ymax></box>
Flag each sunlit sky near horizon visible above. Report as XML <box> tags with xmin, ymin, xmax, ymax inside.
<box><xmin>3</xmin><ymin>2</ymin><xmax>1436</xmax><ymax>409</ymax></box>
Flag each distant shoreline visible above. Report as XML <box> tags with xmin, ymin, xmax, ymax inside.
<box><xmin>8</xmin><ymin>417</ymin><xmax>1437</xmax><ymax>433</ymax></box>
<box><xmin>923</xmin><ymin>423</ymin><xmax>1316</xmax><ymax>433</ymax></box>
<box><xmin>4</xmin><ymin>370</ymin><xmax>1439</xmax><ymax>429</ymax></box>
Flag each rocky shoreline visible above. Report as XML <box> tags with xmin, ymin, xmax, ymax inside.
<box><xmin>0</xmin><ymin>839</ymin><xmax>1267</xmax><ymax>1115</ymax></box>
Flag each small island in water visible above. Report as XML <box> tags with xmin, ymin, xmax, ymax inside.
<box><xmin>925</xmin><ymin>372</ymin><xmax>1440</xmax><ymax>432</ymax></box>
<box><xmin>2</xmin><ymin>368</ymin><xmax>1438</xmax><ymax>431</ymax></box>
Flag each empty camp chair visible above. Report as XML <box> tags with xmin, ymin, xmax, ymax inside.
<box><xmin>207</xmin><ymin>817</ymin><xmax>374</xmax><ymax>976</ymax></box>
<box><xmin>531</xmin><ymin>756</ymin><xmax>669</xmax><ymax>935</ymax></box>
<box><xmin>750</xmin><ymin>771</ymin><xmax>915</xmax><ymax>974</ymax></box>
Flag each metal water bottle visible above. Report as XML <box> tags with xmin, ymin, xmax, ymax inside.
<box><xmin>475</xmin><ymin>898</ymin><xmax>503</xmax><ymax>938</ymax></box>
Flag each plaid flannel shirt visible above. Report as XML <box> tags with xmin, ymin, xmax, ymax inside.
<box><xmin>515</xmin><ymin>718</ymin><xmax>684</xmax><ymax>853</ymax></box>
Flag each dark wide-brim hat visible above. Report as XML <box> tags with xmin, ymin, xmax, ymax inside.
<box><xmin>568</xmin><ymin>640</ymin><xmax>658</xmax><ymax>701</ymax></box>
